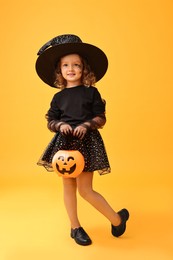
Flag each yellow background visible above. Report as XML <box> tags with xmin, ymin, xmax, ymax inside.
<box><xmin>0</xmin><ymin>0</ymin><xmax>173</xmax><ymax>259</ymax></box>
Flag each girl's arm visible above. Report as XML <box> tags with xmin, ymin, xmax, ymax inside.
<box><xmin>73</xmin><ymin>113</ymin><xmax>106</xmax><ymax>139</ymax></box>
<box><xmin>47</xmin><ymin>119</ymin><xmax>73</xmax><ymax>135</ymax></box>
<box><xmin>45</xmin><ymin>95</ymin><xmax>71</xmax><ymax>133</ymax></box>
<box><xmin>46</xmin><ymin>119</ymin><xmax>65</xmax><ymax>132</ymax></box>
<box><xmin>81</xmin><ymin>113</ymin><xmax>106</xmax><ymax>130</ymax></box>
<box><xmin>85</xmin><ymin>88</ymin><xmax>107</xmax><ymax>129</ymax></box>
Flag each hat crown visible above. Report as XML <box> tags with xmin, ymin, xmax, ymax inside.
<box><xmin>37</xmin><ymin>34</ymin><xmax>82</xmax><ymax>55</ymax></box>
<box><xmin>52</xmin><ymin>34</ymin><xmax>82</xmax><ymax>45</ymax></box>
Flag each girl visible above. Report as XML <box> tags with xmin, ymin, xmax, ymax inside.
<box><xmin>36</xmin><ymin>34</ymin><xmax>129</xmax><ymax>246</ymax></box>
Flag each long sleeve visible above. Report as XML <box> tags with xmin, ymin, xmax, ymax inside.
<box><xmin>89</xmin><ymin>89</ymin><xmax>106</xmax><ymax>129</ymax></box>
<box><xmin>82</xmin><ymin>90</ymin><xmax>107</xmax><ymax>130</ymax></box>
<box><xmin>45</xmin><ymin>95</ymin><xmax>62</xmax><ymax>132</ymax></box>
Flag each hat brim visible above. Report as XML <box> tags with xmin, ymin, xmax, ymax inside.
<box><xmin>35</xmin><ymin>42</ymin><xmax>108</xmax><ymax>87</ymax></box>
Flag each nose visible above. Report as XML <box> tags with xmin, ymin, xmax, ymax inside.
<box><xmin>68</xmin><ymin>64</ymin><xmax>73</xmax><ymax>71</ymax></box>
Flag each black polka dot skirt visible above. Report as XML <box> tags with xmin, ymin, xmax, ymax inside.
<box><xmin>37</xmin><ymin>130</ymin><xmax>111</xmax><ymax>175</ymax></box>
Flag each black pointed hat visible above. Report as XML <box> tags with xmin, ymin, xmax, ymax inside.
<box><xmin>35</xmin><ymin>34</ymin><xmax>108</xmax><ymax>87</ymax></box>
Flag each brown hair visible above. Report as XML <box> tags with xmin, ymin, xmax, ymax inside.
<box><xmin>54</xmin><ymin>55</ymin><xmax>96</xmax><ymax>89</ymax></box>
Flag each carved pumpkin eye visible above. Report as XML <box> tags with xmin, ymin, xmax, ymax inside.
<box><xmin>52</xmin><ymin>150</ymin><xmax>85</xmax><ymax>178</ymax></box>
<box><xmin>67</xmin><ymin>156</ymin><xmax>74</xmax><ymax>161</ymax></box>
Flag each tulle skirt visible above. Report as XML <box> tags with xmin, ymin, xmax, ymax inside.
<box><xmin>37</xmin><ymin>130</ymin><xmax>111</xmax><ymax>175</ymax></box>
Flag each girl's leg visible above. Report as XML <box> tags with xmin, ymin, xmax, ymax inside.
<box><xmin>62</xmin><ymin>177</ymin><xmax>92</xmax><ymax>246</ymax></box>
<box><xmin>62</xmin><ymin>177</ymin><xmax>81</xmax><ymax>229</ymax></box>
<box><xmin>77</xmin><ymin>172</ymin><xmax>121</xmax><ymax>226</ymax></box>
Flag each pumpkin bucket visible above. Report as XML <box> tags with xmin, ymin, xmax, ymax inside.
<box><xmin>52</xmin><ymin>150</ymin><xmax>85</xmax><ymax>178</ymax></box>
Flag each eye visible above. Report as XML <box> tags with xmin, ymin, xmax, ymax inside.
<box><xmin>74</xmin><ymin>64</ymin><xmax>82</xmax><ymax>68</ymax></box>
<box><xmin>58</xmin><ymin>156</ymin><xmax>64</xmax><ymax>161</ymax></box>
<box><xmin>67</xmin><ymin>156</ymin><xmax>74</xmax><ymax>161</ymax></box>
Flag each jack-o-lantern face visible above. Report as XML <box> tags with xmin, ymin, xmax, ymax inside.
<box><xmin>52</xmin><ymin>150</ymin><xmax>85</xmax><ymax>178</ymax></box>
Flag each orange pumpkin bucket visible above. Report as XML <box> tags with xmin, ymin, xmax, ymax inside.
<box><xmin>52</xmin><ymin>150</ymin><xmax>85</xmax><ymax>178</ymax></box>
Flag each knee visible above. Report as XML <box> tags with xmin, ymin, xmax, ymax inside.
<box><xmin>77</xmin><ymin>186</ymin><xmax>92</xmax><ymax>200</ymax></box>
<box><xmin>77</xmin><ymin>171</ymin><xmax>94</xmax><ymax>200</ymax></box>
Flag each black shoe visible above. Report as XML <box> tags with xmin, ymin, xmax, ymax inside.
<box><xmin>111</xmin><ymin>208</ymin><xmax>129</xmax><ymax>237</ymax></box>
<box><xmin>71</xmin><ymin>227</ymin><xmax>92</xmax><ymax>246</ymax></box>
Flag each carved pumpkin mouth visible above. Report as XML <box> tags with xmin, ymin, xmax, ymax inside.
<box><xmin>56</xmin><ymin>163</ymin><xmax>76</xmax><ymax>175</ymax></box>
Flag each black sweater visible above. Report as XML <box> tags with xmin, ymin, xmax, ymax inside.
<box><xmin>46</xmin><ymin>85</ymin><xmax>105</xmax><ymax>128</ymax></box>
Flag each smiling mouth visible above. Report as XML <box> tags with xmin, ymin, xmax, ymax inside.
<box><xmin>56</xmin><ymin>163</ymin><xmax>76</xmax><ymax>174</ymax></box>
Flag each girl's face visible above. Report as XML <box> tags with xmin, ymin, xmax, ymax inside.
<box><xmin>60</xmin><ymin>54</ymin><xmax>83</xmax><ymax>87</ymax></box>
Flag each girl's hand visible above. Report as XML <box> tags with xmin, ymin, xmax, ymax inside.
<box><xmin>59</xmin><ymin>123</ymin><xmax>73</xmax><ymax>136</ymax></box>
<box><xmin>73</xmin><ymin>125</ymin><xmax>88</xmax><ymax>140</ymax></box>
